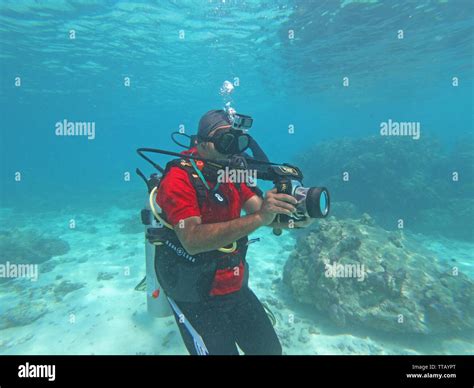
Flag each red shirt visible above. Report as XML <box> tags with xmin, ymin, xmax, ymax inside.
<box><xmin>156</xmin><ymin>147</ymin><xmax>257</xmax><ymax>296</ymax></box>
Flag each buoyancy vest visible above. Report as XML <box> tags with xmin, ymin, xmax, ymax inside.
<box><xmin>149</xmin><ymin>158</ymin><xmax>250</xmax><ymax>303</ymax></box>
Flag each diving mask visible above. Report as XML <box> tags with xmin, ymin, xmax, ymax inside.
<box><xmin>200</xmin><ymin>128</ymin><xmax>251</xmax><ymax>155</ymax></box>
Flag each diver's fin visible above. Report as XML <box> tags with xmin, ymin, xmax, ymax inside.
<box><xmin>262</xmin><ymin>302</ymin><xmax>277</xmax><ymax>326</ymax></box>
<box><xmin>134</xmin><ymin>275</ymin><xmax>147</xmax><ymax>292</ymax></box>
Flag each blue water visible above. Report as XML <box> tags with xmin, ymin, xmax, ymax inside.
<box><xmin>0</xmin><ymin>0</ymin><xmax>473</xmax><ymax>355</ymax></box>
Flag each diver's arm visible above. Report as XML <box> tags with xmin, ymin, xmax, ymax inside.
<box><xmin>174</xmin><ymin>214</ymin><xmax>266</xmax><ymax>255</ymax></box>
<box><xmin>242</xmin><ymin>194</ymin><xmax>263</xmax><ymax>214</ymax></box>
<box><xmin>175</xmin><ymin>189</ymin><xmax>296</xmax><ymax>255</ymax></box>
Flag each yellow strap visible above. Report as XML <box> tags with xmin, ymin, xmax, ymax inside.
<box><xmin>148</xmin><ymin>187</ymin><xmax>236</xmax><ymax>253</ymax></box>
<box><xmin>218</xmin><ymin>242</ymin><xmax>237</xmax><ymax>253</ymax></box>
<box><xmin>149</xmin><ymin>187</ymin><xmax>173</xmax><ymax>229</ymax></box>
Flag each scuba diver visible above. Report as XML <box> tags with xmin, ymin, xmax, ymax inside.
<box><xmin>136</xmin><ymin>108</ymin><xmax>330</xmax><ymax>355</ymax></box>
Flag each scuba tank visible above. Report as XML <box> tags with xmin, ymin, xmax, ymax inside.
<box><xmin>136</xmin><ymin>171</ymin><xmax>172</xmax><ymax>318</ymax></box>
<box><xmin>144</xmin><ymin>200</ymin><xmax>172</xmax><ymax>318</ymax></box>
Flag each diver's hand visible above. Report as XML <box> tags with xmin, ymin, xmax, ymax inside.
<box><xmin>257</xmin><ymin>188</ymin><xmax>298</xmax><ymax>226</ymax></box>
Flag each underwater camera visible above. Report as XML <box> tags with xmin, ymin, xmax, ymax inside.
<box><xmin>253</xmin><ymin>162</ymin><xmax>330</xmax><ymax>223</ymax></box>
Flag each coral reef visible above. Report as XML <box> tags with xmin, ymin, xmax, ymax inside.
<box><xmin>0</xmin><ymin>278</ymin><xmax>85</xmax><ymax>330</ymax></box>
<box><xmin>39</xmin><ymin>260</ymin><xmax>59</xmax><ymax>274</ymax></box>
<box><xmin>0</xmin><ymin>229</ymin><xmax>70</xmax><ymax>284</ymax></box>
<box><xmin>53</xmin><ymin>280</ymin><xmax>85</xmax><ymax>301</ymax></box>
<box><xmin>0</xmin><ymin>229</ymin><xmax>70</xmax><ymax>265</ymax></box>
<box><xmin>97</xmin><ymin>272</ymin><xmax>117</xmax><ymax>281</ymax></box>
<box><xmin>283</xmin><ymin>215</ymin><xmax>474</xmax><ymax>335</ymax></box>
<box><xmin>0</xmin><ymin>301</ymin><xmax>48</xmax><ymax>330</ymax></box>
<box><xmin>296</xmin><ymin>136</ymin><xmax>474</xmax><ymax>240</ymax></box>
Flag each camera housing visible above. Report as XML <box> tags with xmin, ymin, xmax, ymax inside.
<box><xmin>264</xmin><ymin>164</ymin><xmax>330</xmax><ymax>222</ymax></box>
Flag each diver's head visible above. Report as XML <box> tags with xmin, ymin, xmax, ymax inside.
<box><xmin>196</xmin><ymin>109</ymin><xmax>250</xmax><ymax>159</ymax></box>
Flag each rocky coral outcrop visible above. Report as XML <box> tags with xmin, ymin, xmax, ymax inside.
<box><xmin>53</xmin><ymin>280</ymin><xmax>85</xmax><ymax>300</ymax></box>
<box><xmin>0</xmin><ymin>301</ymin><xmax>48</xmax><ymax>330</ymax></box>
<box><xmin>283</xmin><ymin>215</ymin><xmax>474</xmax><ymax>335</ymax></box>
<box><xmin>0</xmin><ymin>229</ymin><xmax>70</xmax><ymax>284</ymax></box>
<box><xmin>296</xmin><ymin>136</ymin><xmax>474</xmax><ymax>240</ymax></box>
<box><xmin>0</xmin><ymin>229</ymin><xmax>70</xmax><ymax>265</ymax></box>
